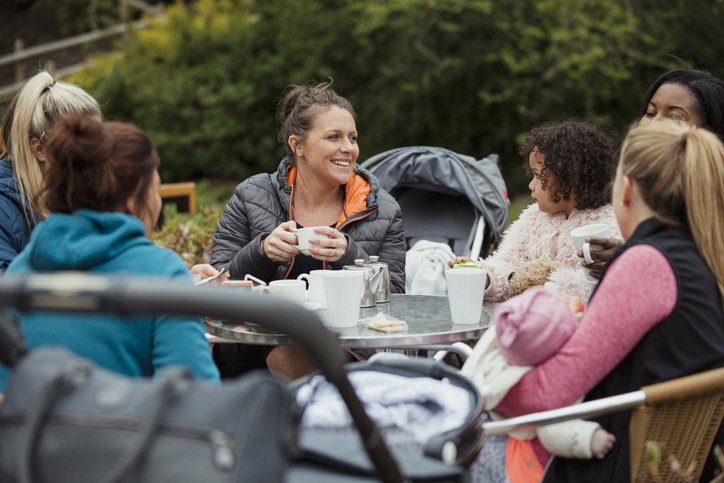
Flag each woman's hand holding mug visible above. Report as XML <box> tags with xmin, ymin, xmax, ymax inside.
<box><xmin>263</xmin><ymin>221</ymin><xmax>301</xmax><ymax>263</ymax></box>
<box><xmin>305</xmin><ymin>226</ymin><xmax>347</xmax><ymax>262</ymax></box>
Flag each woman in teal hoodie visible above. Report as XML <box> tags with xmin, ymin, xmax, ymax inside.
<box><xmin>0</xmin><ymin>115</ymin><xmax>220</xmax><ymax>389</ymax></box>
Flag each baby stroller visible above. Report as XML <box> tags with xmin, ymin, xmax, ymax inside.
<box><xmin>361</xmin><ymin>146</ymin><xmax>510</xmax><ymax>260</ymax></box>
<box><xmin>0</xmin><ymin>273</ymin><xmax>486</xmax><ymax>483</ymax></box>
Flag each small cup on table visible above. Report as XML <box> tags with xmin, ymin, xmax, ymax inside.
<box><xmin>445</xmin><ymin>266</ymin><xmax>486</xmax><ymax>325</ymax></box>
<box><xmin>260</xmin><ymin>279</ymin><xmax>306</xmax><ymax>306</ymax></box>
<box><xmin>297</xmin><ymin>270</ymin><xmax>327</xmax><ymax>309</ymax></box>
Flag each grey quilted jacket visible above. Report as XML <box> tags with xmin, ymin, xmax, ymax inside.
<box><xmin>210</xmin><ymin>159</ymin><xmax>406</xmax><ymax>293</ymax></box>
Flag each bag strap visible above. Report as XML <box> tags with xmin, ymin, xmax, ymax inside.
<box><xmin>0</xmin><ymin>310</ymin><xmax>28</xmax><ymax>368</ymax></box>
<box><xmin>19</xmin><ymin>364</ymin><xmax>191</xmax><ymax>483</ymax></box>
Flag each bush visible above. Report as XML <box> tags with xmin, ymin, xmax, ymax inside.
<box><xmin>68</xmin><ymin>0</ymin><xmax>724</xmax><ymax>198</ymax></box>
<box><xmin>150</xmin><ymin>179</ymin><xmax>232</xmax><ymax>267</ymax></box>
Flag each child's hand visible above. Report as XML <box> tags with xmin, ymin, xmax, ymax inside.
<box><xmin>448</xmin><ymin>256</ymin><xmax>474</xmax><ymax>268</ymax></box>
<box><xmin>590</xmin><ymin>428</ymin><xmax>616</xmax><ymax>459</ymax></box>
<box><xmin>560</xmin><ymin>293</ymin><xmax>585</xmax><ymax>323</ymax></box>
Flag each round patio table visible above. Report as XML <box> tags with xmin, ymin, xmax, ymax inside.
<box><xmin>205</xmin><ymin>293</ymin><xmax>493</xmax><ymax>349</ymax></box>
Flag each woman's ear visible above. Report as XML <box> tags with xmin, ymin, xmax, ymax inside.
<box><xmin>29</xmin><ymin>138</ymin><xmax>46</xmax><ymax>163</ymax></box>
<box><xmin>124</xmin><ymin>196</ymin><xmax>137</xmax><ymax>217</ymax></box>
<box><xmin>288</xmin><ymin>136</ymin><xmax>302</xmax><ymax>157</ymax></box>
<box><xmin>621</xmin><ymin>175</ymin><xmax>634</xmax><ymax>207</ymax></box>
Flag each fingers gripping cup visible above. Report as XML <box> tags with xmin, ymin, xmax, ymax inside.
<box><xmin>445</xmin><ymin>267</ymin><xmax>486</xmax><ymax>325</ymax></box>
<box><xmin>293</xmin><ymin>227</ymin><xmax>331</xmax><ymax>256</ymax></box>
<box><xmin>570</xmin><ymin>224</ymin><xmax>610</xmax><ymax>281</ymax></box>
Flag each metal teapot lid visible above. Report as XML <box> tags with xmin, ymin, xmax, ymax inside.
<box><xmin>343</xmin><ymin>259</ymin><xmax>373</xmax><ymax>271</ymax></box>
<box><xmin>368</xmin><ymin>255</ymin><xmax>387</xmax><ymax>267</ymax></box>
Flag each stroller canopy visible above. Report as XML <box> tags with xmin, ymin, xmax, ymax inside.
<box><xmin>361</xmin><ymin>146</ymin><xmax>510</xmax><ymax>259</ymax></box>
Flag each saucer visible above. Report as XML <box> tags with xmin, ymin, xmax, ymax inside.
<box><xmin>304</xmin><ymin>302</ymin><xmax>322</xmax><ymax>311</ymax></box>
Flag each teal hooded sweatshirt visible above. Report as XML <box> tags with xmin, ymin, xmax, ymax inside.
<box><xmin>0</xmin><ymin>210</ymin><xmax>220</xmax><ymax>391</ymax></box>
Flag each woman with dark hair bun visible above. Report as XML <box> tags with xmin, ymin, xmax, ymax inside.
<box><xmin>0</xmin><ymin>115</ymin><xmax>220</xmax><ymax>390</ymax></box>
<box><xmin>211</xmin><ymin>80</ymin><xmax>405</xmax><ymax>380</ymax></box>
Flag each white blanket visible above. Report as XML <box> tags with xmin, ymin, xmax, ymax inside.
<box><xmin>297</xmin><ymin>364</ymin><xmax>470</xmax><ymax>452</ymax></box>
<box><xmin>405</xmin><ymin>240</ymin><xmax>456</xmax><ymax>295</ymax></box>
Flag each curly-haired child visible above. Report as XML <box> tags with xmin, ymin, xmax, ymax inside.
<box><xmin>451</xmin><ymin>119</ymin><xmax>622</xmax><ymax>302</ymax></box>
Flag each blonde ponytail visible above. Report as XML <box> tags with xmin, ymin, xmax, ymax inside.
<box><xmin>0</xmin><ymin>71</ymin><xmax>101</xmax><ymax>224</ymax></box>
<box><xmin>620</xmin><ymin>120</ymin><xmax>724</xmax><ymax>313</ymax></box>
<box><xmin>682</xmin><ymin>128</ymin><xmax>724</xmax><ymax>312</ymax></box>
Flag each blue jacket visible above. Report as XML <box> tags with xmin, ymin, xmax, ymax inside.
<box><xmin>0</xmin><ymin>159</ymin><xmax>35</xmax><ymax>272</ymax></box>
<box><xmin>0</xmin><ymin>210</ymin><xmax>220</xmax><ymax>391</ymax></box>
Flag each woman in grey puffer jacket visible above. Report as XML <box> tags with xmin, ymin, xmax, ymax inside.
<box><xmin>210</xmin><ymin>81</ymin><xmax>405</xmax><ymax>380</ymax></box>
<box><xmin>210</xmin><ymin>157</ymin><xmax>405</xmax><ymax>292</ymax></box>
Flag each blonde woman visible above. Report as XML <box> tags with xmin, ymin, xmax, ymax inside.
<box><xmin>483</xmin><ymin>120</ymin><xmax>724</xmax><ymax>482</ymax></box>
<box><xmin>0</xmin><ymin>71</ymin><xmax>100</xmax><ymax>271</ymax></box>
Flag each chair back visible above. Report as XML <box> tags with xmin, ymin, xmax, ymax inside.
<box><xmin>629</xmin><ymin>367</ymin><xmax>724</xmax><ymax>482</ymax></box>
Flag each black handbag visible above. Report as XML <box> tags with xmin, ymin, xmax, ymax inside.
<box><xmin>0</xmin><ymin>347</ymin><xmax>297</xmax><ymax>483</ymax></box>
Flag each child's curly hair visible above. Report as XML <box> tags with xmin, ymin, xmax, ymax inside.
<box><xmin>519</xmin><ymin>119</ymin><xmax>617</xmax><ymax>210</ymax></box>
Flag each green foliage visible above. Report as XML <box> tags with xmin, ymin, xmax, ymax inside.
<box><xmin>68</xmin><ymin>0</ymin><xmax>724</xmax><ymax>197</ymax></box>
<box><xmin>150</xmin><ymin>179</ymin><xmax>229</xmax><ymax>267</ymax></box>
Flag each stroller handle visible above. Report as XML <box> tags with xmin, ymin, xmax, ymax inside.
<box><xmin>482</xmin><ymin>391</ymin><xmax>646</xmax><ymax>436</ymax></box>
<box><xmin>0</xmin><ymin>272</ymin><xmax>408</xmax><ymax>483</ymax></box>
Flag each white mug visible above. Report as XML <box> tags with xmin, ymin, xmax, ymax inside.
<box><xmin>570</xmin><ymin>224</ymin><xmax>610</xmax><ymax>281</ymax></box>
<box><xmin>297</xmin><ymin>270</ymin><xmax>327</xmax><ymax>309</ymax></box>
<box><xmin>293</xmin><ymin>227</ymin><xmax>331</xmax><ymax>256</ymax></box>
<box><xmin>260</xmin><ymin>279</ymin><xmax>306</xmax><ymax>306</ymax></box>
<box><xmin>445</xmin><ymin>268</ymin><xmax>486</xmax><ymax>325</ymax></box>
<box><xmin>321</xmin><ymin>271</ymin><xmax>364</xmax><ymax>328</ymax></box>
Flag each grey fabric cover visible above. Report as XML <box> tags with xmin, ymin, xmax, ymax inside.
<box><xmin>211</xmin><ymin>158</ymin><xmax>406</xmax><ymax>293</ymax></box>
<box><xmin>0</xmin><ymin>347</ymin><xmax>295</xmax><ymax>483</ymax></box>
<box><xmin>361</xmin><ymin>147</ymin><xmax>509</xmax><ymax>256</ymax></box>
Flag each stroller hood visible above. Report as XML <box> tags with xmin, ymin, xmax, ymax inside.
<box><xmin>361</xmin><ymin>146</ymin><xmax>510</xmax><ymax>249</ymax></box>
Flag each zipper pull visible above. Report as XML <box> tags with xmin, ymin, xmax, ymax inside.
<box><xmin>209</xmin><ymin>430</ymin><xmax>235</xmax><ymax>472</ymax></box>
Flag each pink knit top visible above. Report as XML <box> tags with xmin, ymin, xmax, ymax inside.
<box><xmin>496</xmin><ymin>244</ymin><xmax>677</xmax><ymax>416</ymax></box>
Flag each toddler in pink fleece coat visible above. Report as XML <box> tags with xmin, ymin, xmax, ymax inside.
<box><xmin>451</xmin><ymin>119</ymin><xmax>621</xmax><ymax>302</ymax></box>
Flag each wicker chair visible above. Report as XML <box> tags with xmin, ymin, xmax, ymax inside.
<box><xmin>629</xmin><ymin>367</ymin><xmax>724</xmax><ymax>482</ymax></box>
<box><xmin>482</xmin><ymin>366</ymin><xmax>724</xmax><ymax>483</ymax></box>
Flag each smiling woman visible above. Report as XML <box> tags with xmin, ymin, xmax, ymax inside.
<box><xmin>209</xmin><ymin>80</ymin><xmax>406</xmax><ymax>381</ymax></box>
<box><xmin>638</xmin><ymin>68</ymin><xmax>724</xmax><ymax>140</ymax></box>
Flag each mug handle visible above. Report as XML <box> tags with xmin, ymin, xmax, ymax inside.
<box><xmin>582</xmin><ymin>243</ymin><xmax>595</xmax><ymax>264</ymax></box>
<box><xmin>243</xmin><ymin>274</ymin><xmax>267</xmax><ymax>286</ymax></box>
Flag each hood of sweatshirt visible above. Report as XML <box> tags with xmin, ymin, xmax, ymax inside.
<box><xmin>22</xmin><ymin>210</ymin><xmax>152</xmax><ymax>271</ymax></box>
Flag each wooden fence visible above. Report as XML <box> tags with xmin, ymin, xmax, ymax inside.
<box><xmin>0</xmin><ymin>0</ymin><xmax>165</xmax><ymax>103</ymax></box>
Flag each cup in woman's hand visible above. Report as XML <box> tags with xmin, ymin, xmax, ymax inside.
<box><xmin>260</xmin><ymin>280</ymin><xmax>306</xmax><ymax>306</ymax></box>
<box><xmin>570</xmin><ymin>224</ymin><xmax>610</xmax><ymax>281</ymax></box>
<box><xmin>445</xmin><ymin>267</ymin><xmax>486</xmax><ymax>325</ymax></box>
<box><xmin>293</xmin><ymin>227</ymin><xmax>331</xmax><ymax>256</ymax></box>
<box><xmin>321</xmin><ymin>271</ymin><xmax>364</xmax><ymax>328</ymax></box>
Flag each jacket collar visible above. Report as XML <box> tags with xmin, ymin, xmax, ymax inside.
<box><xmin>274</xmin><ymin>157</ymin><xmax>378</xmax><ymax>224</ymax></box>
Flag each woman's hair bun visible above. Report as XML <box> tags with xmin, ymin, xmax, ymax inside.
<box><xmin>47</xmin><ymin>114</ymin><xmax>113</xmax><ymax>171</ymax></box>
